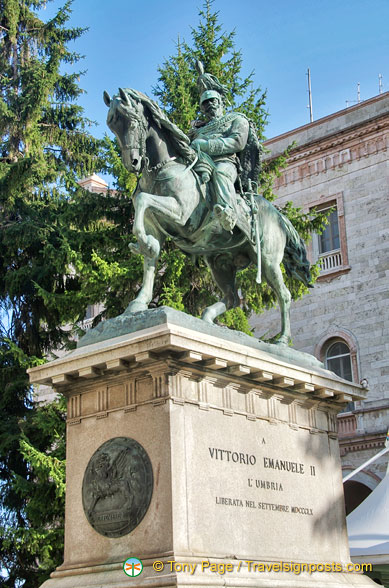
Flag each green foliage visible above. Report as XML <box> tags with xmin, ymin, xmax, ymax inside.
<box><xmin>0</xmin><ymin>340</ymin><xmax>66</xmax><ymax>586</ymax></box>
<box><xmin>160</xmin><ymin>281</ymin><xmax>185</xmax><ymax>312</ymax></box>
<box><xmin>0</xmin><ymin>3</ymin><xmax>143</xmax><ymax>577</ymax></box>
<box><xmin>280</xmin><ymin>200</ymin><xmax>330</xmax><ymax>241</ymax></box>
<box><xmin>0</xmin><ymin>0</ymin><xmax>105</xmax><ymax>356</ymax></box>
<box><xmin>0</xmin><ymin>6</ymin><xmax>144</xmax><ymax>579</ymax></box>
<box><xmin>0</xmin><ymin>0</ymin><xmax>106</xmax><ymax>584</ymax></box>
<box><xmin>218</xmin><ymin>307</ymin><xmax>253</xmax><ymax>336</ymax></box>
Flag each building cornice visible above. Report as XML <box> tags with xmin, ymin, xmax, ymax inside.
<box><xmin>264</xmin><ymin>91</ymin><xmax>389</xmax><ymax>158</ymax></box>
<box><xmin>285</xmin><ymin>115</ymin><xmax>389</xmax><ymax>162</ymax></box>
<box><xmin>339</xmin><ymin>431</ymin><xmax>387</xmax><ymax>453</ymax></box>
<box><xmin>269</xmin><ymin>113</ymin><xmax>389</xmax><ymax>190</ymax></box>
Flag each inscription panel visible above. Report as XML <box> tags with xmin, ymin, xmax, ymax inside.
<box><xmin>183</xmin><ymin>407</ymin><xmax>345</xmax><ymax>561</ymax></box>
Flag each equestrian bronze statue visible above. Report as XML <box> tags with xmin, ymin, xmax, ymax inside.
<box><xmin>103</xmin><ymin>66</ymin><xmax>312</xmax><ymax>345</ymax></box>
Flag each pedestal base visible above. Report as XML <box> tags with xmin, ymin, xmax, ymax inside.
<box><xmin>28</xmin><ymin>309</ymin><xmax>374</xmax><ymax>588</ymax></box>
<box><xmin>42</xmin><ymin>557</ymin><xmax>377</xmax><ymax>588</ymax></box>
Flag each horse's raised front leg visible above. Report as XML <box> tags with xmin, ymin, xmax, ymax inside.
<box><xmin>132</xmin><ymin>191</ymin><xmax>184</xmax><ymax>257</ymax></box>
<box><xmin>125</xmin><ymin>191</ymin><xmax>184</xmax><ymax>315</ymax></box>
<box><xmin>262</xmin><ymin>255</ymin><xmax>292</xmax><ymax>345</ymax></box>
<box><xmin>201</xmin><ymin>254</ymin><xmax>240</xmax><ymax>324</ymax></box>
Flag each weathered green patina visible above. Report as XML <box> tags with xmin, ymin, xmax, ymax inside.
<box><xmin>77</xmin><ymin>306</ymin><xmax>324</xmax><ymax>370</ymax></box>
<box><xmin>99</xmin><ymin>66</ymin><xmax>312</xmax><ymax>347</ymax></box>
<box><xmin>82</xmin><ymin>437</ymin><xmax>153</xmax><ymax>538</ymax></box>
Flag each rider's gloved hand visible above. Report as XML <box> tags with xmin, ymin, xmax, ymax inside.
<box><xmin>191</xmin><ymin>138</ymin><xmax>208</xmax><ymax>152</ymax></box>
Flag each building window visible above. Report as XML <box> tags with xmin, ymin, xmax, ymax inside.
<box><xmin>319</xmin><ymin>207</ymin><xmax>340</xmax><ymax>254</ymax></box>
<box><xmin>308</xmin><ymin>192</ymin><xmax>350</xmax><ymax>279</ymax></box>
<box><xmin>85</xmin><ymin>305</ymin><xmax>94</xmax><ymax>320</ymax></box>
<box><xmin>325</xmin><ymin>341</ymin><xmax>352</xmax><ymax>381</ymax></box>
<box><xmin>316</xmin><ymin>331</ymin><xmax>360</xmax><ymax>413</ymax></box>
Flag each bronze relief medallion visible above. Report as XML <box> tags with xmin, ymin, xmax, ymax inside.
<box><xmin>82</xmin><ymin>437</ymin><xmax>153</xmax><ymax>538</ymax></box>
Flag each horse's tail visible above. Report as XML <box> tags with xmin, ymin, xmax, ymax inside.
<box><xmin>279</xmin><ymin>213</ymin><xmax>313</xmax><ymax>287</ymax></box>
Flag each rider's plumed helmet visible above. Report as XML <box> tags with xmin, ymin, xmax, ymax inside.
<box><xmin>200</xmin><ymin>89</ymin><xmax>222</xmax><ymax>105</ymax></box>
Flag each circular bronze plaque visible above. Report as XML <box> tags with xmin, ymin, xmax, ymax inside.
<box><xmin>82</xmin><ymin>437</ymin><xmax>153</xmax><ymax>538</ymax></box>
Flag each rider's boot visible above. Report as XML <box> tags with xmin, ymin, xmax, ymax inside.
<box><xmin>214</xmin><ymin>204</ymin><xmax>236</xmax><ymax>232</ymax></box>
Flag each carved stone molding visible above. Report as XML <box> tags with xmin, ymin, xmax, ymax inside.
<box><xmin>339</xmin><ymin>431</ymin><xmax>387</xmax><ymax>455</ymax></box>
<box><xmin>28</xmin><ymin>323</ymin><xmax>366</xmax><ymax>433</ymax></box>
<box><xmin>270</xmin><ymin>116</ymin><xmax>389</xmax><ymax>189</ymax></box>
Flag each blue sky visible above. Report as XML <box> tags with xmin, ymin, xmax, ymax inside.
<box><xmin>44</xmin><ymin>0</ymin><xmax>388</xmax><ymax>139</ymax></box>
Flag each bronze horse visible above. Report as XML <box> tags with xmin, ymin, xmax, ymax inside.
<box><xmin>103</xmin><ymin>88</ymin><xmax>312</xmax><ymax>344</ymax></box>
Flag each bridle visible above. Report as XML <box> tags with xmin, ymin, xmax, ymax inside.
<box><xmin>109</xmin><ymin>89</ymin><xmax>198</xmax><ymax>180</ymax></box>
<box><xmin>120</xmin><ymin>107</ymin><xmax>148</xmax><ymax>173</ymax></box>
<box><xmin>107</xmin><ymin>92</ymin><xmax>149</xmax><ymax>175</ymax></box>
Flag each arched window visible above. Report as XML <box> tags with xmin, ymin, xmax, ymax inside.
<box><xmin>316</xmin><ymin>332</ymin><xmax>360</xmax><ymax>414</ymax></box>
<box><xmin>325</xmin><ymin>341</ymin><xmax>353</xmax><ymax>381</ymax></box>
<box><xmin>316</xmin><ymin>330</ymin><xmax>359</xmax><ymax>383</ymax></box>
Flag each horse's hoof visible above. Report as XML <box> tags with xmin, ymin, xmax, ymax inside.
<box><xmin>123</xmin><ymin>300</ymin><xmax>148</xmax><ymax>315</ymax></box>
<box><xmin>201</xmin><ymin>316</ymin><xmax>215</xmax><ymax>325</ymax></box>
<box><xmin>201</xmin><ymin>310</ymin><xmax>216</xmax><ymax>325</ymax></box>
<box><xmin>273</xmin><ymin>335</ymin><xmax>291</xmax><ymax>346</ymax></box>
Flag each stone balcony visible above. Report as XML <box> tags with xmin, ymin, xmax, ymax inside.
<box><xmin>319</xmin><ymin>249</ymin><xmax>342</xmax><ymax>272</ymax></box>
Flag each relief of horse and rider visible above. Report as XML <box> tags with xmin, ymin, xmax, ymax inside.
<box><xmin>102</xmin><ymin>62</ymin><xmax>312</xmax><ymax>346</ymax></box>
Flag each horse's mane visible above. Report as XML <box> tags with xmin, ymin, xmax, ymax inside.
<box><xmin>124</xmin><ymin>88</ymin><xmax>194</xmax><ymax>163</ymax></box>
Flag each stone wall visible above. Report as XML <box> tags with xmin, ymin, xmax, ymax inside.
<box><xmin>251</xmin><ymin>93</ymin><xmax>389</xmax><ymax>491</ymax></box>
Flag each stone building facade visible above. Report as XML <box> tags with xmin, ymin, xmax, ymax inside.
<box><xmin>251</xmin><ymin>92</ymin><xmax>389</xmax><ymax>513</ymax></box>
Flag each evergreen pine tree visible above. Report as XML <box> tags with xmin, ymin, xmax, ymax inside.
<box><xmin>0</xmin><ymin>1</ymin><xmax>115</xmax><ymax>583</ymax></box>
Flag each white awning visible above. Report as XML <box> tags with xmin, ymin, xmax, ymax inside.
<box><xmin>347</xmin><ymin>473</ymin><xmax>389</xmax><ymax>564</ymax></box>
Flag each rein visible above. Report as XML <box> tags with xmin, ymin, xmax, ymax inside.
<box><xmin>124</xmin><ymin>113</ymin><xmax>198</xmax><ymax>182</ymax></box>
<box><xmin>151</xmin><ymin>154</ymin><xmax>198</xmax><ymax>182</ymax></box>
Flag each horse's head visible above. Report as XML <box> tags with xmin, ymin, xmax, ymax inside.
<box><xmin>103</xmin><ymin>88</ymin><xmax>147</xmax><ymax>174</ymax></box>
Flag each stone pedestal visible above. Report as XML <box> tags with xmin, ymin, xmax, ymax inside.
<box><xmin>28</xmin><ymin>308</ymin><xmax>376</xmax><ymax>587</ymax></box>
